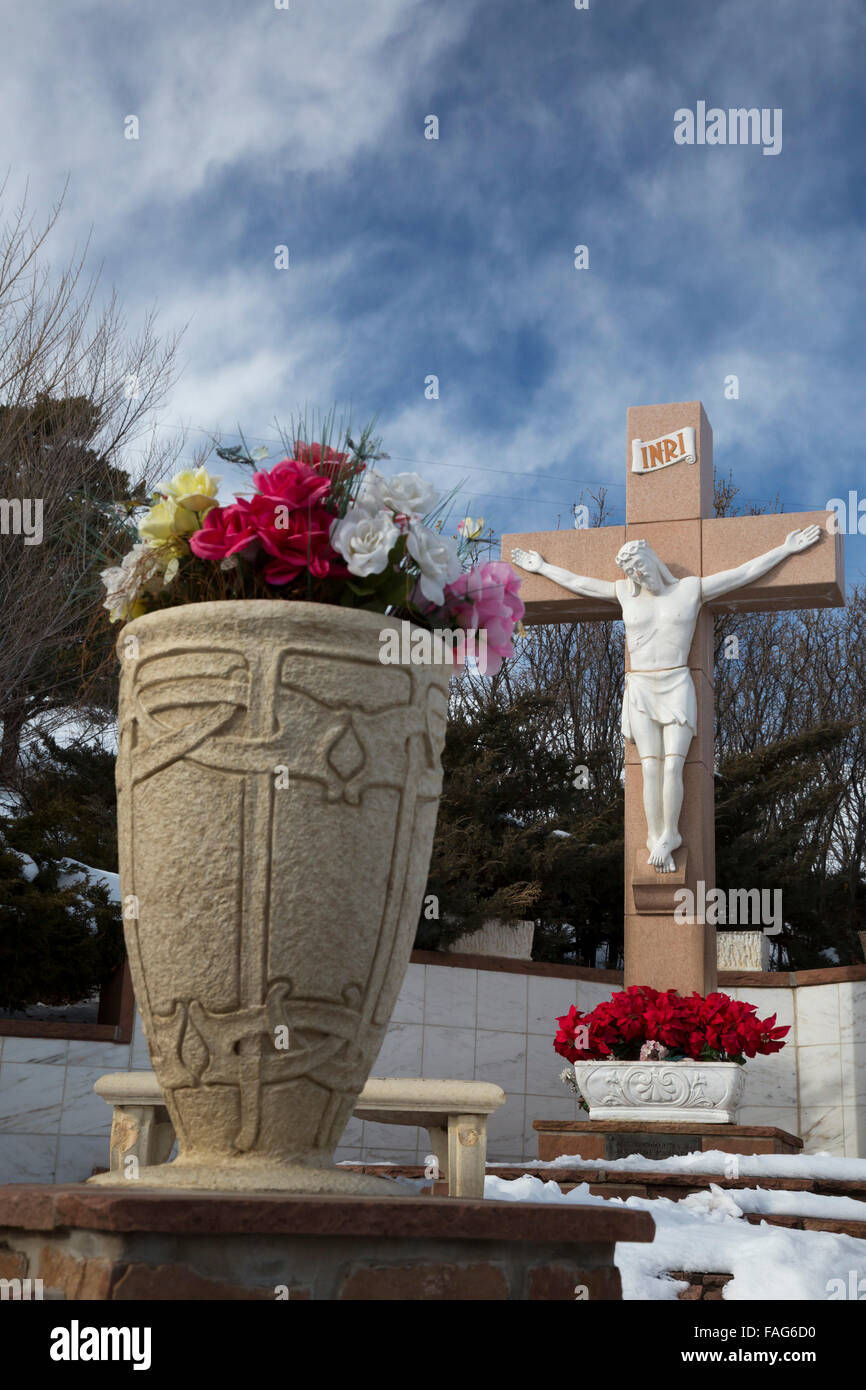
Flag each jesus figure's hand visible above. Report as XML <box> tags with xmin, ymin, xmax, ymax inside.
<box><xmin>784</xmin><ymin>525</ymin><xmax>822</xmax><ymax>554</ymax></box>
<box><xmin>511</xmin><ymin>547</ymin><xmax>543</xmax><ymax>573</ymax></box>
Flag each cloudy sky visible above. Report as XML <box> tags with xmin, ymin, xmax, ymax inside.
<box><xmin>6</xmin><ymin>0</ymin><xmax>866</xmax><ymax>576</ymax></box>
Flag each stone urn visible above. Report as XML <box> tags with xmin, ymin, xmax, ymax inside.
<box><xmin>89</xmin><ymin>601</ymin><xmax>449</xmax><ymax>1193</ymax></box>
<box><xmin>573</xmin><ymin>1059</ymin><xmax>745</xmax><ymax>1124</ymax></box>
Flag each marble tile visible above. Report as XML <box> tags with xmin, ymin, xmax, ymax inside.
<box><xmin>336</xmin><ymin>1114</ymin><xmax>363</xmax><ymax>1148</ymax></box>
<box><xmin>67</xmin><ymin>1040</ymin><xmax>132</xmax><ymax>1069</ymax></box>
<box><xmin>0</xmin><ymin>1062</ymin><xmax>66</xmax><ymax>1133</ymax></box>
<box><xmin>577</xmin><ymin>980</ymin><xmax>618</xmax><ymax>1013</ymax></box>
<box><xmin>362</xmin><ymin>1148</ymin><xmax>418</xmax><ymax>1165</ymax></box>
<box><xmin>799</xmin><ymin>1105</ymin><xmax>845</xmax><ymax>1155</ymax></box>
<box><xmin>842</xmin><ymin>1107</ymin><xmax>866</xmax><ymax>1159</ymax></box>
<box><xmin>485</xmin><ymin>1096</ymin><xmax>527</xmax><ymax>1162</ymax></box>
<box><xmin>526</xmin><ymin>1041</ymin><xmax>572</xmax><ymax>1098</ymax></box>
<box><xmin>523</xmin><ymin>1093</ymin><xmax>577</xmax><ymax>1157</ymax></box>
<box><xmin>473</xmin><ymin>1030</ymin><xmax>526</xmax><ymax>1095</ymax></box>
<box><xmin>56</xmin><ymin>1135</ymin><xmax>111</xmax><ymax>1183</ymax></box>
<box><xmin>477</xmin><ymin>969</ymin><xmax>527</xmax><ymax>1033</ymax></box>
<box><xmin>795</xmin><ymin>985</ymin><xmax>839</xmax><ymax>1048</ymax></box>
<box><xmin>0</xmin><ymin>1133</ymin><xmax>57</xmax><ymax>1183</ymax></box>
<box><xmin>361</xmin><ymin>1120</ymin><xmax>421</xmax><ymax>1154</ymax></box>
<box><xmin>371</xmin><ymin>1022</ymin><xmax>423</xmax><ymax>1078</ymax></box>
<box><xmin>736</xmin><ymin>1105</ymin><xmax>799</xmax><ymax>1138</ymax></box>
<box><xmin>59</xmin><ymin>1066</ymin><xmax>115</xmax><ymax>1136</ymax></box>
<box><xmin>840</xmin><ymin>1042</ymin><xmax>866</xmax><ymax>1109</ymax></box>
<box><xmin>527</xmin><ymin>976</ymin><xmax>578</xmax><ymax>1035</ymax></box>
<box><xmin>0</xmin><ymin>1036</ymin><xmax>68</xmax><ymax>1065</ymax></box>
<box><xmin>420</xmin><ymin>1025</ymin><xmax>476</xmax><ymax>1078</ymax></box>
<box><xmin>797</xmin><ymin>1045</ymin><xmax>843</xmax><ymax>1108</ymax></box>
<box><xmin>839</xmin><ymin>982</ymin><xmax>866</xmax><ymax>1046</ymax></box>
<box><xmin>390</xmin><ymin>963</ymin><xmax>425</xmax><ymax>1025</ymax></box>
<box><xmin>740</xmin><ymin>1051</ymin><xmax>799</xmax><ymax>1108</ymax></box>
<box><xmin>423</xmin><ymin>965</ymin><xmax>476</xmax><ymax>1028</ymax></box>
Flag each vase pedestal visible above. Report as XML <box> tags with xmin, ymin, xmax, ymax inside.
<box><xmin>87</xmin><ymin>1156</ymin><xmax>410</xmax><ymax>1195</ymax></box>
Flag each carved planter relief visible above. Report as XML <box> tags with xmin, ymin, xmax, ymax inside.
<box><xmin>89</xmin><ymin>601</ymin><xmax>449</xmax><ymax>1193</ymax></box>
<box><xmin>573</xmin><ymin>1059</ymin><xmax>746</xmax><ymax>1124</ymax></box>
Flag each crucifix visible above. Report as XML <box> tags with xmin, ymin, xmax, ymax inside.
<box><xmin>503</xmin><ymin>401</ymin><xmax>844</xmax><ymax>996</ymax></box>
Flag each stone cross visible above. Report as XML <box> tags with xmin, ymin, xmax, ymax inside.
<box><xmin>502</xmin><ymin>401</ymin><xmax>844</xmax><ymax>996</ymax></box>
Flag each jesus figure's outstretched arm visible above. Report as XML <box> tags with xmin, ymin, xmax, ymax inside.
<box><xmin>510</xmin><ymin>548</ymin><xmax>618</xmax><ymax>604</ymax></box>
<box><xmin>700</xmin><ymin>525</ymin><xmax>822</xmax><ymax>603</ymax></box>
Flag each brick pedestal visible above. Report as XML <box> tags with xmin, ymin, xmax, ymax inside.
<box><xmin>534</xmin><ymin>1120</ymin><xmax>802</xmax><ymax>1162</ymax></box>
<box><xmin>0</xmin><ymin>1185</ymin><xmax>653</xmax><ymax>1301</ymax></box>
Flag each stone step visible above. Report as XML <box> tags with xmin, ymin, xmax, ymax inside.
<box><xmin>342</xmin><ymin>1164</ymin><xmax>866</xmax><ymax>1240</ymax></box>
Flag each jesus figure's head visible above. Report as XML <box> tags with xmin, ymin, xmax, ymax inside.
<box><xmin>615</xmin><ymin>539</ymin><xmax>677</xmax><ymax>597</ymax></box>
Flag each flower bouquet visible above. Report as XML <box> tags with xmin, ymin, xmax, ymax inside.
<box><xmin>100</xmin><ymin>429</ymin><xmax>524</xmax><ymax>674</ymax></box>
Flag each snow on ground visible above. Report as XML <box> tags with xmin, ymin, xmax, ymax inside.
<box><xmin>483</xmin><ymin>1172</ymin><xmax>866</xmax><ymax>1300</ymax></box>
<box><xmin>516</xmin><ymin>1149</ymin><xmax>866</xmax><ymax>1182</ymax></box>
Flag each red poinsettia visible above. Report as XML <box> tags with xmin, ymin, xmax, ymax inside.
<box><xmin>553</xmin><ymin>986</ymin><xmax>789</xmax><ymax>1065</ymax></box>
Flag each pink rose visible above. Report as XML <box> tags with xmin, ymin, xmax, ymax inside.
<box><xmin>443</xmin><ymin>560</ymin><xmax>524</xmax><ymax>676</ymax></box>
<box><xmin>255</xmin><ymin>502</ymin><xmax>346</xmax><ymax>585</ymax></box>
<box><xmin>251</xmin><ymin>458</ymin><xmax>332</xmax><ymax>509</ymax></box>
<box><xmin>189</xmin><ymin>501</ymin><xmax>260</xmax><ymax>562</ymax></box>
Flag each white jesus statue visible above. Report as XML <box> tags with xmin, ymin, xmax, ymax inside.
<box><xmin>512</xmin><ymin>525</ymin><xmax>822</xmax><ymax>873</ymax></box>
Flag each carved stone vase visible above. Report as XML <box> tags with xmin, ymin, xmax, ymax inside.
<box><xmin>573</xmin><ymin>1059</ymin><xmax>745</xmax><ymax>1124</ymax></box>
<box><xmin>89</xmin><ymin>601</ymin><xmax>449</xmax><ymax>1192</ymax></box>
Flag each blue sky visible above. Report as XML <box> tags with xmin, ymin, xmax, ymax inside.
<box><xmin>6</xmin><ymin>0</ymin><xmax>866</xmax><ymax>580</ymax></box>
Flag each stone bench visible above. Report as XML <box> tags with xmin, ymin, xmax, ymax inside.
<box><xmin>93</xmin><ymin>1073</ymin><xmax>505</xmax><ymax>1199</ymax></box>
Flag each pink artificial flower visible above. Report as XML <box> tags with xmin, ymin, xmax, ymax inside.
<box><xmin>189</xmin><ymin>501</ymin><xmax>260</xmax><ymax>562</ymax></box>
<box><xmin>256</xmin><ymin>502</ymin><xmax>347</xmax><ymax>585</ymax></box>
<box><xmin>251</xmin><ymin>457</ymin><xmax>332</xmax><ymax>509</ymax></box>
<box><xmin>443</xmin><ymin>560</ymin><xmax>525</xmax><ymax>676</ymax></box>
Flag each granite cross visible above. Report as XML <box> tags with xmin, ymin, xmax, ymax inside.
<box><xmin>503</xmin><ymin>401</ymin><xmax>844</xmax><ymax>996</ymax></box>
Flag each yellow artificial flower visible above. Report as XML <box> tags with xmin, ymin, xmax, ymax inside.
<box><xmin>138</xmin><ymin>497</ymin><xmax>198</xmax><ymax>543</ymax></box>
<box><xmin>160</xmin><ymin>467</ymin><xmax>222</xmax><ymax>512</ymax></box>
<box><xmin>458</xmin><ymin>515</ymin><xmax>485</xmax><ymax>540</ymax></box>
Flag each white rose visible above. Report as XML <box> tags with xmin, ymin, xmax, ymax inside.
<box><xmin>406</xmin><ymin>522</ymin><xmax>461</xmax><ymax>606</ymax></box>
<box><xmin>352</xmin><ymin>469</ymin><xmax>387</xmax><ymax>516</ymax></box>
<box><xmin>378</xmin><ymin>472</ymin><xmax>439</xmax><ymax>516</ymax></box>
<box><xmin>330</xmin><ymin>508</ymin><xmax>399</xmax><ymax>578</ymax></box>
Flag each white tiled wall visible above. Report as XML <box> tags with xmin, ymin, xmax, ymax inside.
<box><xmin>0</xmin><ymin>967</ymin><xmax>863</xmax><ymax>1183</ymax></box>
<box><xmin>0</xmin><ymin>1013</ymin><xmax>152</xmax><ymax>1185</ymax></box>
<box><xmin>336</xmin><ymin>967</ymin><xmax>866</xmax><ymax>1166</ymax></box>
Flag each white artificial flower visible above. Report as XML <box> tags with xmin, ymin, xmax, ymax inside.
<box><xmin>406</xmin><ymin>521</ymin><xmax>461</xmax><ymax>606</ymax></box>
<box><xmin>330</xmin><ymin>508</ymin><xmax>399</xmax><ymax>578</ymax></box>
<box><xmin>378</xmin><ymin>471</ymin><xmax>439</xmax><ymax>516</ymax></box>
<box><xmin>100</xmin><ymin>542</ymin><xmax>176</xmax><ymax>622</ymax></box>
<box><xmin>352</xmin><ymin>469</ymin><xmax>387</xmax><ymax>516</ymax></box>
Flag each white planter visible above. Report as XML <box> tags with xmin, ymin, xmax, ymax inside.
<box><xmin>573</xmin><ymin>1059</ymin><xmax>746</xmax><ymax>1123</ymax></box>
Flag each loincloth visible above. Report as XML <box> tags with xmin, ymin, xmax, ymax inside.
<box><xmin>622</xmin><ymin>666</ymin><xmax>697</xmax><ymax>743</ymax></box>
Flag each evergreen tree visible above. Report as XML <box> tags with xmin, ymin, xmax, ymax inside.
<box><xmin>417</xmin><ymin>689</ymin><xmax>623</xmax><ymax>965</ymax></box>
<box><xmin>0</xmin><ymin>737</ymin><xmax>122</xmax><ymax>1011</ymax></box>
<box><xmin>714</xmin><ymin>720</ymin><xmax>860</xmax><ymax>969</ymax></box>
